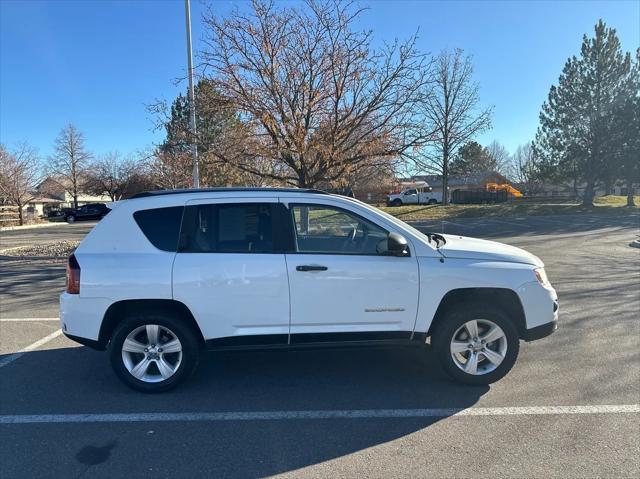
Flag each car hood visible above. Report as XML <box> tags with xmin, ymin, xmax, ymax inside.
<box><xmin>438</xmin><ymin>234</ymin><xmax>543</xmax><ymax>267</ymax></box>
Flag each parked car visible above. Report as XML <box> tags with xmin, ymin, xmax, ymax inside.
<box><xmin>45</xmin><ymin>208</ymin><xmax>64</xmax><ymax>218</ymax></box>
<box><xmin>60</xmin><ymin>188</ymin><xmax>558</xmax><ymax>392</ymax></box>
<box><xmin>387</xmin><ymin>187</ymin><xmax>442</xmax><ymax>206</ymax></box>
<box><xmin>63</xmin><ymin>203</ymin><xmax>110</xmax><ymax>223</ymax></box>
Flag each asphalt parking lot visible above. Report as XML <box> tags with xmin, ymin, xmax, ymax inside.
<box><xmin>1</xmin><ymin>214</ymin><xmax>639</xmax><ymax>478</ymax></box>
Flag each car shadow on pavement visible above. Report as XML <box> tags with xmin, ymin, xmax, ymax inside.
<box><xmin>0</xmin><ymin>345</ymin><xmax>487</xmax><ymax>477</ymax></box>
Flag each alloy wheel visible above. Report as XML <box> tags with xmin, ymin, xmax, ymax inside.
<box><xmin>121</xmin><ymin>324</ymin><xmax>183</xmax><ymax>383</ymax></box>
<box><xmin>450</xmin><ymin>319</ymin><xmax>507</xmax><ymax>375</ymax></box>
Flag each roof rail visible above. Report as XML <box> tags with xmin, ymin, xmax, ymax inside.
<box><xmin>129</xmin><ymin>187</ymin><xmax>329</xmax><ymax>200</ymax></box>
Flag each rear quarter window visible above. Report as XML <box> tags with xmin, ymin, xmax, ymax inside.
<box><xmin>133</xmin><ymin>206</ymin><xmax>184</xmax><ymax>252</ymax></box>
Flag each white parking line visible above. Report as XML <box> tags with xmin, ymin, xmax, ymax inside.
<box><xmin>0</xmin><ymin>318</ymin><xmax>59</xmax><ymax>322</ymax></box>
<box><xmin>0</xmin><ymin>329</ymin><xmax>63</xmax><ymax>369</ymax></box>
<box><xmin>0</xmin><ymin>404</ymin><xmax>637</xmax><ymax>424</ymax></box>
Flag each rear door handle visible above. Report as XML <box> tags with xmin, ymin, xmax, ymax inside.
<box><xmin>296</xmin><ymin>265</ymin><xmax>328</xmax><ymax>272</ymax></box>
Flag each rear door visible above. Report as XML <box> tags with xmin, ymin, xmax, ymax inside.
<box><xmin>283</xmin><ymin>199</ymin><xmax>420</xmax><ymax>343</ymax></box>
<box><xmin>172</xmin><ymin>198</ymin><xmax>291</xmax><ymax>345</ymax></box>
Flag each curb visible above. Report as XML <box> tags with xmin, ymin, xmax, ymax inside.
<box><xmin>0</xmin><ymin>255</ymin><xmax>66</xmax><ymax>261</ymax></box>
<box><xmin>0</xmin><ymin>222</ymin><xmax>64</xmax><ymax>232</ymax></box>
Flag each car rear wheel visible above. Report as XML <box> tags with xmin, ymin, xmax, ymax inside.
<box><xmin>109</xmin><ymin>314</ymin><xmax>200</xmax><ymax>392</ymax></box>
<box><xmin>427</xmin><ymin>199</ymin><xmax>438</xmax><ymax>205</ymax></box>
<box><xmin>432</xmin><ymin>305</ymin><xmax>519</xmax><ymax>385</ymax></box>
<box><xmin>391</xmin><ymin>199</ymin><xmax>402</xmax><ymax>207</ymax></box>
<box><xmin>65</xmin><ymin>215</ymin><xmax>76</xmax><ymax>223</ymax></box>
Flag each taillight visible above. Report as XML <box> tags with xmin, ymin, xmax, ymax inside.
<box><xmin>66</xmin><ymin>254</ymin><xmax>81</xmax><ymax>294</ymax></box>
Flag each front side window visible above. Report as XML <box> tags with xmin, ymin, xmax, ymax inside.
<box><xmin>291</xmin><ymin>204</ymin><xmax>388</xmax><ymax>255</ymax></box>
<box><xmin>180</xmin><ymin>203</ymin><xmax>277</xmax><ymax>253</ymax></box>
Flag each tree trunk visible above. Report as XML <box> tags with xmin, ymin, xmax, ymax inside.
<box><xmin>442</xmin><ymin>150</ymin><xmax>449</xmax><ymax>206</ymax></box>
<box><xmin>627</xmin><ymin>177</ymin><xmax>636</xmax><ymax>207</ymax></box>
<box><xmin>297</xmin><ymin>171</ymin><xmax>308</xmax><ymax>189</ymax></box>
<box><xmin>73</xmin><ymin>194</ymin><xmax>79</xmax><ymax>209</ymax></box>
<box><xmin>582</xmin><ymin>180</ymin><xmax>595</xmax><ymax>207</ymax></box>
<box><xmin>18</xmin><ymin>205</ymin><xmax>24</xmax><ymax>226</ymax></box>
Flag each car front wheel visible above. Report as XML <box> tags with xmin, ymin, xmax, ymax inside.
<box><xmin>109</xmin><ymin>314</ymin><xmax>201</xmax><ymax>392</ymax></box>
<box><xmin>65</xmin><ymin>215</ymin><xmax>76</xmax><ymax>223</ymax></box>
<box><xmin>432</xmin><ymin>305</ymin><xmax>519</xmax><ymax>385</ymax></box>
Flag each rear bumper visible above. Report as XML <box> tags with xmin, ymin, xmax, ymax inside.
<box><xmin>59</xmin><ymin>292</ymin><xmax>111</xmax><ymax>345</ymax></box>
<box><xmin>63</xmin><ymin>332</ymin><xmax>106</xmax><ymax>350</ymax></box>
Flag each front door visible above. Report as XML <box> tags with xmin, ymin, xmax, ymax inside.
<box><xmin>172</xmin><ymin>198</ymin><xmax>290</xmax><ymax>345</ymax></box>
<box><xmin>283</xmin><ymin>200</ymin><xmax>420</xmax><ymax>343</ymax></box>
<box><xmin>403</xmin><ymin>189</ymin><xmax>419</xmax><ymax>204</ymax></box>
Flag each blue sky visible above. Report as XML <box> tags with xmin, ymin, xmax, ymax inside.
<box><xmin>1</xmin><ymin>0</ymin><xmax>638</xmax><ymax>160</ymax></box>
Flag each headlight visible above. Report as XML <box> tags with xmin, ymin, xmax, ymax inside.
<box><xmin>534</xmin><ymin>267</ymin><xmax>549</xmax><ymax>286</ymax></box>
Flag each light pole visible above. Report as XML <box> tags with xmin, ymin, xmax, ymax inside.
<box><xmin>184</xmin><ymin>0</ymin><xmax>199</xmax><ymax>188</ymax></box>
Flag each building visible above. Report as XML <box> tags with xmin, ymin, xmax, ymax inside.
<box><xmin>23</xmin><ymin>177</ymin><xmax>112</xmax><ymax>217</ymax></box>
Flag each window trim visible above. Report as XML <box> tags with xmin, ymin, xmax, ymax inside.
<box><xmin>286</xmin><ymin>203</ymin><xmax>408</xmax><ymax>257</ymax></box>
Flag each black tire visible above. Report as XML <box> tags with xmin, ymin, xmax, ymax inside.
<box><xmin>391</xmin><ymin>199</ymin><xmax>403</xmax><ymax>207</ymax></box>
<box><xmin>109</xmin><ymin>313</ymin><xmax>201</xmax><ymax>393</ymax></box>
<box><xmin>432</xmin><ymin>304</ymin><xmax>519</xmax><ymax>385</ymax></box>
<box><xmin>427</xmin><ymin>199</ymin><xmax>438</xmax><ymax>205</ymax></box>
<box><xmin>65</xmin><ymin>215</ymin><xmax>76</xmax><ymax>223</ymax></box>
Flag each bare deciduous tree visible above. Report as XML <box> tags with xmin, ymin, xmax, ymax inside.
<box><xmin>413</xmin><ymin>49</ymin><xmax>492</xmax><ymax>204</ymax></box>
<box><xmin>199</xmin><ymin>0</ymin><xmax>434</xmax><ymax>187</ymax></box>
<box><xmin>48</xmin><ymin>124</ymin><xmax>92</xmax><ymax>208</ymax></box>
<box><xmin>510</xmin><ymin>143</ymin><xmax>543</xmax><ymax>195</ymax></box>
<box><xmin>486</xmin><ymin>140</ymin><xmax>512</xmax><ymax>174</ymax></box>
<box><xmin>85</xmin><ymin>152</ymin><xmax>145</xmax><ymax>201</ymax></box>
<box><xmin>146</xmin><ymin>149</ymin><xmax>193</xmax><ymax>190</ymax></box>
<box><xmin>0</xmin><ymin>143</ymin><xmax>41</xmax><ymax>225</ymax></box>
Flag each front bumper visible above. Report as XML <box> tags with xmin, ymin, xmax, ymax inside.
<box><xmin>517</xmin><ymin>281</ymin><xmax>558</xmax><ymax>341</ymax></box>
<box><xmin>522</xmin><ymin>319</ymin><xmax>557</xmax><ymax>341</ymax></box>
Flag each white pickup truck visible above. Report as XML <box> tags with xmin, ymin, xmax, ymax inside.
<box><xmin>387</xmin><ymin>187</ymin><xmax>443</xmax><ymax>206</ymax></box>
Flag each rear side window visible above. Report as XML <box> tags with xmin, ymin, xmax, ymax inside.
<box><xmin>179</xmin><ymin>203</ymin><xmax>286</xmax><ymax>253</ymax></box>
<box><xmin>133</xmin><ymin>206</ymin><xmax>184</xmax><ymax>252</ymax></box>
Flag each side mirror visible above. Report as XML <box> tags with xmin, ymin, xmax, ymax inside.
<box><xmin>387</xmin><ymin>232</ymin><xmax>409</xmax><ymax>257</ymax></box>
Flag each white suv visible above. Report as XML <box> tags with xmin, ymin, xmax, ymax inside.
<box><xmin>60</xmin><ymin>188</ymin><xmax>558</xmax><ymax>392</ymax></box>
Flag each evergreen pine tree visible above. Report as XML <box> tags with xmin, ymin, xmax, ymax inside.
<box><xmin>534</xmin><ymin>20</ymin><xmax>633</xmax><ymax>206</ymax></box>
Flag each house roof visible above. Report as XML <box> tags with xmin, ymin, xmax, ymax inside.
<box><xmin>29</xmin><ymin>196</ymin><xmax>64</xmax><ymax>204</ymax></box>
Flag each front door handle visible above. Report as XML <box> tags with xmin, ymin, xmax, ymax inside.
<box><xmin>296</xmin><ymin>265</ymin><xmax>328</xmax><ymax>272</ymax></box>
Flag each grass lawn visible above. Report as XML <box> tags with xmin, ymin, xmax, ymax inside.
<box><xmin>378</xmin><ymin>195</ymin><xmax>640</xmax><ymax>222</ymax></box>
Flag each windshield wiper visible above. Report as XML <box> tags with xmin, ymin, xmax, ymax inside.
<box><xmin>425</xmin><ymin>232</ymin><xmax>447</xmax><ymax>248</ymax></box>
